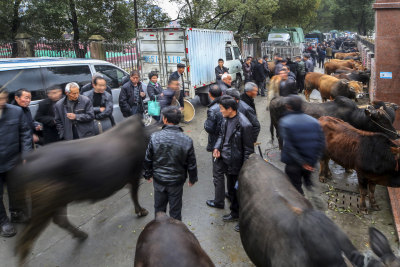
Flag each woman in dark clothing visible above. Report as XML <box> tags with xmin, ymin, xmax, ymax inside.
<box><xmin>146</xmin><ymin>72</ymin><xmax>163</xmax><ymax>121</ymax></box>
<box><xmin>317</xmin><ymin>46</ymin><xmax>326</xmax><ymax>69</ymax></box>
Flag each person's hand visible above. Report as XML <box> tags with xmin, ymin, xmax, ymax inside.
<box><xmin>100</xmin><ymin>107</ymin><xmax>106</xmax><ymax>112</ymax></box>
<box><xmin>35</xmin><ymin>124</ymin><xmax>42</xmax><ymax>131</ymax></box>
<box><xmin>66</xmin><ymin>113</ymin><xmax>76</xmax><ymax>120</ymax></box>
<box><xmin>213</xmin><ymin>149</ymin><xmax>220</xmax><ymax>158</ymax></box>
<box><xmin>188</xmin><ymin>181</ymin><xmax>194</xmax><ymax>187</ymax></box>
<box><xmin>161</xmin><ymin>93</ymin><xmax>164</xmax><ymax>97</ymax></box>
<box><xmin>33</xmin><ymin>134</ymin><xmax>39</xmax><ymax>143</ymax></box>
<box><xmin>179</xmin><ymin>107</ymin><xmax>184</xmax><ymax>111</ymax></box>
<box><xmin>303</xmin><ymin>164</ymin><xmax>315</xmax><ymax>172</ymax></box>
<box><xmin>147</xmin><ymin>178</ymin><xmax>153</xmax><ymax>183</ymax></box>
<box><xmin>140</xmin><ymin>92</ymin><xmax>146</xmax><ymax>97</ymax></box>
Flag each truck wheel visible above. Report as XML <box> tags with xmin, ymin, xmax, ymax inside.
<box><xmin>235</xmin><ymin>75</ymin><xmax>243</xmax><ymax>92</ymax></box>
<box><xmin>199</xmin><ymin>93</ymin><xmax>210</xmax><ymax>106</ymax></box>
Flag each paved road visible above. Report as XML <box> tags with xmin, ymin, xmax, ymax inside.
<box><xmin>1</xmin><ymin>71</ymin><xmax>398</xmax><ymax>266</ymax></box>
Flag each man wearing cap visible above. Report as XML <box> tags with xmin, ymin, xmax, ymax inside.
<box><xmin>169</xmin><ymin>63</ymin><xmax>186</xmax><ymax>109</ymax></box>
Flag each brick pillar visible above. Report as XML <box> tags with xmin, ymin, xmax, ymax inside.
<box><xmin>89</xmin><ymin>35</ymin><xmax>106</xmax><ymax>60</ymax></box>
<box><xmin>15</xmin><ymin>33</ymin><xmax>34</xmax><ymax>57</ymax></box>
<box><xmin>373</xmin><ymin>0</ymin><xmax>400</xmax><ymax>128</ymax></box>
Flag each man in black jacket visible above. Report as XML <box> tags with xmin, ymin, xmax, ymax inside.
<box><xmin>213</xmin><ymin>96</ymin><xmax>254</xmax><ymax>231</ymax></box>
<box><xmin>119</xmin><ymin>70</ymin><xmax>146</xmax><ymax>118</ymax></box>
<box><xmin>253</xmin><ymin>58</ymin><xmax>268</xmax><ymax>96</ymax></box>
<box><xmin>168</xmin><ymin>63</ymin><xmax>185</xmax><ymax>108</ymax></box>
<box><xmin>204</xmin><ymin>85</ymin><xmax>224</xmax><ymax>209</ymax></box>
<box><xmin>144</xmin><ymin>106</ymin><xmax>197</xmax><ymax>221</ymax></box>
<box><xmin>279</xmin><ymin>70</ymin><xmax>298</xmax><ymax>97</ymax></box>
<box><xmin>226</xmin><ymin>89</ymin><xmax>260</xmax><ymax>143</ymax></box>
<box><xmin>35</xmin><ymin>86</ymin><xmax>63</xmax><ymax>144</ymax></box>
<box><xmin>215</xmin><ymin>58</ymin><xmax>229</xmax><ymax>87</ymax></box>
<box><xmin>0</xmin><ymin>89</ymin><xmax>32</xmax><ymax>237</ymax></box>
<box><xmin>240</xmin><ymin>82</ymin><xmax>258</xmax><ymax>113</ymax></box>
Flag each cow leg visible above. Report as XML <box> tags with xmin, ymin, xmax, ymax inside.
<box><xmin>52</xmin><ymin>206</ymin><xmax>88</xmax><ymax>240</ymax></box>
<box><xmin>130</xmin><ymin>182</ymin><xmax>148</xmax><ymax>217</ymax></box>
<box><xmin>319</xmin><ymin>156</ymin><xmax>332</xmax><ymax>183</ymax></box>
<box><xmin>368</xmin><ymin>183</ymin><xmax>380</xmax><ymax>211</ymax></box>
<box><xmin>304</xmin><ymin>89</ymin><xmax>311</xmax><ymax>101</ymax></box>
<box><xmin>357</xmin><ymin>175</ymin><xmax>368</xmax><ymax>214</ymax></box>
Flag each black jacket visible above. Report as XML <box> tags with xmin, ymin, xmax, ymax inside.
<box><xmin>253</xmin><ymin>62</ymin><xmax>267</xmax><ymax>82</ymax></box>
<box><xmin>0</xmin><ymin>104</ymin><xmax>32</xmax><ymax>173</ymax></box>
<box><xmin>238</xmin><ymin>101</ymin><xmax>260</xmax><ymax>143</ymax></box>
<box><xmin>35</xmin><ymin>98</ymin><xmax>60</xmax><ymax>144</ymax></box>
<box><xmin>287</xmin><ymin>61</ymin><xmax>298</xmax><ymax>76</ymax></box>
<box><xmin>11</xmin><ymin>101</ymin><xmax>35</xmax><ymax>134</ymax></box>
<box><xmin>169</xmin><ymin>71</ymin><xmax>185</xmax><ymax>107</ymax></box>
<box><xmin>147</xmin><ymin>82</ymin><xmax>163</xmax><ymax>101</ymax></box>
<box><xmin>119</xmin><ymin>81</ymin><xmax>145</xmax><ymax>117</ymax></box>
<box><xmin>215</xmin><ymin>66</ymin><xmax>229</xmax><ymax>81</ymax></box>
<box><xmin>242</xmin><ymin>62</ymin><xmax>252</xmax><ymax>81</ymax></box>
<box><xmin>280</xmin><ymin>79</ymin><xmax>298</xmax><ymax>97</ymax></box>
<box><xmin>83</xmin><ymin>90</ymin><xmax>113</xmax><ymax>120</ymax></box>
<box><xmin>240</xmin><ymin>93</ymin><xmax>256</xmax><ymax>113</ymax></box>
<box><xmin>214</xmin><ymin>112</ymin><xmax>254</xmax><ymax>175</ymax></box>
<box><xmin>81</xmin><ymin>83</ymin><xmax>112</xmax><ymax>95</ymax></box>
<box><xmin>204</xmin><ymin>98</ymin><xmax>223</xmax><ymax>152</ymax></box>
<box><xmin>143</xmin><ymin>125</ymin><xmax>198</xmax><ymax>186</ymax></box>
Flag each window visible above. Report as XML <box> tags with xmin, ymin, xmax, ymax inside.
<box><xmin>42</xmin><ymin>65</ymin><xmax>92</xmax><ymax>92</ymax></box>
<box><xmin>0</xmin><ymin>68</ymin><xmax>46</xmax><ymax>101</ymax></box>
<box><xmin>233</xmin><ymin>47</ymin><xmax>241</xmax><ymax>60</ymax></box>
<box><xmin>225</xmin><ymin>47</ymin><xmax>233</xmax><ymax>61</ymax></box>
<box><xmin>94</xmin><ymin>65</ymin><xmax>127</xmax><ymax>88</ymax></box>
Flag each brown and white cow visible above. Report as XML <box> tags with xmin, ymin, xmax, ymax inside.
<box><xmin>319</xmin><ymin>116</ymin><xmax>400</xmax><ymax>213</ymax></box>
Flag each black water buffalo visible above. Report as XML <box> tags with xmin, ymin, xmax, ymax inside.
<box><xmin>134</xmin><ymin>212</ymin><xmax>215</xmax><ymax>267</ymax></box>
<box><xmin>10</xmin><ymin>116</ymin><xmax>154</xmax><ymax>265</ymax></box>
<box><xmin>334</xmin><ymin>70</ymin><xmax>370</xmax><ymax>86</ymax></box>
<box><xmin>238</xmin><ymin>154</ymin><xmax>400</xmax><ymax>267</ymax></box>
<box><xmin>319</xmin><ymin>116</ymin><xmax>400</xmax><ymax>213</ymax></box>
<box><xmin>269</xmin><ymin>96</ymin><xmax>399</xmax><ymax>149</ymax></box>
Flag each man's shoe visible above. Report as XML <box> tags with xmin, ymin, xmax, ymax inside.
<box><xmin>10</xmin><ymin>211</ymin><xmax>29</xmax><ymax>223</ymax></box>
<box><xmin>206</xmin><ymin>200</ymin><xmax>224</xmax><ymax>209</ymax></box>
<box><xmin>0</xmin><ymin>220</ymin><xmax>16</xmax><ymax>237</ymax></box>
<box><xmin>222</xmin><ymin>214</ymin><xmax>239</xmax><ymax>222</ymax></box>
<box><xmin>234</xmin><ymin>224</ymin><xmax>240</xmax><ymax>232</ymax></box>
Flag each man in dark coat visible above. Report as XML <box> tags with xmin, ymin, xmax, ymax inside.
<box><xmin>0</xmin><ymin>89</ymin><xmax>32</xmax><ymax>237</ymax></box>
<box><xmin>226</xmin><ymin>89</ymin><xmax>260</xmax><ymax>143</ymax></box>
<box><xmin>304</xmin><ymin>54</ymin><xmax>314</xmax><ymax>73</ymax></box>
<box><xmin>35</xmin><ymin>86</ymin><xmax>63</xmax><ymax>144</ymax></box>
<box><xmin>143</xmin><ymin>106</ymin><xmax>198</xmax><ymax>221</ymax></box>
<box><xmin>240</xmin><ymin>82</ymin><xmax>258</xmax><ymax>113</ymax></box>
<box><xmin>12</xmin><ymin>89</ymin><xmax>40</xmax><ymax>145</ymax></box>
<box><xmin>83</xmin><ymin>76</ymin><xmax>113</xmax><ymax>134</ymax></box>
<box><xmin>204</xmin><ymin>85</ymin><xmax>224</xmax><ymax>209</ymax></box>
<box><xmin>220</xmin><ymin>73</ymin><xmax>232</xmax><ymax>94</ymax></box>
<box><xmin>119</xmin><ymin>70</ymin><xmax>146</xmax><ymax>117</ymax></box>
<box><xmin>215</xmin><ymin>58</ymin><xmax>229</xmax><ymax>87</ymax></box>
<box><xmin>242</xmin><ymin>57</ymin><xmax>253</xmax><ymax>84</ymax></box>
<box><xmin>279</xmin><ymin>70</ymin><xmax>298</xmax><ymax>97</ymax></box>
<box><xmin>279</xmin><ymin>95</ymin><xmax>325</xmax><ymax>195</ymax></box>
<box><xmin>54</xmin><ymin>82</ymin><xmax>95</xmax><ymax>140</ymax></box>
<box><xmin>213</xmin><ymin>95</ymin><xmax>254</xmax><ymax>231</ymax></box>
<box><xmin>295</xmin><ymin>56</ymin><xmax>306</xmax><ymax>93</ymax></box>
<box><xmin>159</xmin><ymin>78</ymin><xmax>179</xmax><ymax>111</ymax></box>
<box><xmin>253</xmin><ymin>58</ymin><xmax>268</xmax><ymax>96</ymax></box>
<box><xmin>169</xmin><ymin>63</ymin><xmax>186</xmax><ymax>108</ymax></box>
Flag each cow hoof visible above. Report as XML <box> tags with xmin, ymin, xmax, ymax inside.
<box><xmin>75</xmin><ymin>231</ymin><xmax>89</xmax><ymax>241</ymax></box>
<box><xmin>137</xmin><ymin>208</ymin><xmax>149</xmax><ymax>217</ymax></box>
<box><xmin>319</xmin><ymin>176</ymin><xmax>327</xmax><ymax>183</ymax></box>
<box><xmin>360</xmin><ymin>208</ymin><xmax>369</xmax><ymax>215</ymax></box>
<box><xmin>371</xmin><ymin>204</ymin><xmax>380</xmax><ymax>211</ymax></box>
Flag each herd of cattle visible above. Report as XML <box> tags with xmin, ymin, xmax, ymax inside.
<box><xmin>6</xmin><ymin>50</ymin><xmax>400</xmax><ymax>266</ymax></box>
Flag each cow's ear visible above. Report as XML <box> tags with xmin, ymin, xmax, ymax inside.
<box><xmin>369</xmin><ymin>227</ymin><xmax>395</xmax><ymax>260</ymax></box>
<box><xmin>379</xmin><ymin>106</ymin><xmax>384</xmax><ymax>110</ymax></box>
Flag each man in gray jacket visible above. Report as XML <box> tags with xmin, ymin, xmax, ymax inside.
<box><xmin>0</xmin><ymin>89</ymin><xmax>32</xmax><ymax>237</ymax></box>
<box><xmin>55</xmin><ymin>82</ymin><xmax>95</xmax><ymax>140</ymax></box>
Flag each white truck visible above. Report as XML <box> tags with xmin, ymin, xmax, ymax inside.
<box><xmin>136</xmin><ymin>28</ymin><xmax>243</xmax><ymax>106</ymax></box>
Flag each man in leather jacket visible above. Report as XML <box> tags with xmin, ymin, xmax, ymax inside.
<box><xmin>213</xmin><ymin>95</ymin><xmax>254</xmax><ymax>231</ymax></box>
<box><xmin>143</xmin><ymin>106</ymin><xmax>197</xmax><ymax>221</ymax></box>
<box><xmin>204</xmin><ymin>85</ymin><xmax>224</xmax><ymax>209</ymax></box>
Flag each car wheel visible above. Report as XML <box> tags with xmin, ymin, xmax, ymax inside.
<box><xmin>199</xmin><ymin>93</ymin><xmax>210</xmax><ymax>106</ymax></box>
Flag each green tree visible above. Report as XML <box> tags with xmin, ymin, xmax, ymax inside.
<box><xmin>0</xmin><ymin>0</ymin><xmax>25</xmax><ymax>41</ymax></box>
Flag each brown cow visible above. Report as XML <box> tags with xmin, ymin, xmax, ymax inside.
<box><xmin>324</xmin><ymin>61</ymin><xmax>356</xmax><ymax>75</ymax></box>
<box><xmin>304</xmin><ymin>72</ymin><xmax>324</xmax><ymax>101</ymax></box>
<box><xmin>304</xmin><ymin>74</ymin><xmax>355</xmax><ymax>102</ymax></box>
<box><xmin>334</xmin><ymin>52</ymin><xmax>360</xmax><ymax>59</ymax></box>
<box><xmin>134</xmin><ymin>212</ymin><xmax>215</xmax><ymax>267</ymax></box>
<box><xmin>319</xmin><ymin>116</ymin><xmax>400</xmax><ymax>214</ymax></box>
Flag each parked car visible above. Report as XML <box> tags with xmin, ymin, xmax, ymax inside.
<box><xmin>0</xmin><ymin>57</ymin><xmax>131</xmax><ymax>123</ymax></box>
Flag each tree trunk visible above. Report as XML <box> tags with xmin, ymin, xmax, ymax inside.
<box><xmin>134</xmin><ymin>0</ymin><xmax>139</xmax><ymax>30</ymax></box>
<box><xmin>11</xmin><ymin>0</ymin><xmax>22</xmax><ymax>57</ymax></box>
<box><xmin>68</xmin><ymin>0</ymin><xmax>86</xmax><ymax>58</ymax></box>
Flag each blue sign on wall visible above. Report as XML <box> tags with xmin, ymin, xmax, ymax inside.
<box><xmin>380</xmin><ymin>72</ymin><xmax>392</xmax><ymax>79</ymax></box>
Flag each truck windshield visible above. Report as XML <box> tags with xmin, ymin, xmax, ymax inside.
<box><xmin>225</xmin><ymin>47</ymin><xmax>233</xmax><ymax>61</ymax></box>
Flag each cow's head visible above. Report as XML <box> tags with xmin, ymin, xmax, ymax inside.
<box><xmin>365</xmin><ymin>106</ymin><xmax>399</xmax><ymax>140</ymax></box>
<box><xmin>349</xmin><ymin>81</ymin><xmax>364</xmax><ymax>98</ymax></box>
<box><xmin>367</xmin><ymin>227</ymin><xmax>400</xmax><ymax>267</ymax></box>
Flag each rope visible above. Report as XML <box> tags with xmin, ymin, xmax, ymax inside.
<box><xmin>370</xmin><ymin>119</ymin><xmax>399</xmax><ymax>138</ymax></box>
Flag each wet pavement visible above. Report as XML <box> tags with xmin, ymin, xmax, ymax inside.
<box><xmin>1</xmin><ymin>72</ymin><xmax>399</xmax><ymax>266</ymax></box>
